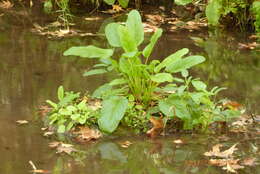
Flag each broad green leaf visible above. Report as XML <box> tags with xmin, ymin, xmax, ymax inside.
<box><xmin>206</xmin><ymin>0</ymin><xmax>222</xmax><ymax>26</ymax></box>
<box><xmin>192</xmin><ymin>80</ymin><xmax>207</xmax><ymax>91</ymax></box>
<box><xmin>64</xmin><ymin>46</ymin><xmax>114</xmax><ymax>59</ymax></box>
<box><xmin>159</xmin><ymin>95</ymin><xmax>191</xmax><ymax>120</ymax></box>
<box><xmin>189</xmin><ymin>92</ymin><xmax>205</xmax><ymax>104</ymax></box>
<box><xmin>83</xmin><ymin>69</ymin><xmax>107</xmax><ymax>76</ymax></box>
<box><xmin>103</xmin><ymin>0</ymin><xmax>116</xmax><ymax>5</ymax></box>
<box><xmin>118</xmin><ymin>0</ymin><xmax>129</xmax><ymax>8</ymax></box>
<box><xmin>174</xmin><ymin>0</ymin><xmax>192</xmax><ymax>6</ymax></box>
<box><xmin>92</xmin><ymin>83</ymin><xmax>112</xmax><ymax>99</ymax></box>
<box><xmin>57</xmin><ymin>86</ymin><xmax>64</xmax><ymax>101</ymax></box>
<box><xmin>166</xmin><ymin>55</ymin><xmax>205</xmax><ymax>73</ymax></box>
<box><xmin>109</xmin><ymin>78</ymin><xmax>127</xmax><ymax>86</ymax></box>
<box><xmin>142</xmin><ymin>28</ymin><xmax>163</xmax><ymax>58</ymax></box>
<box><xmin>151</xmin><ymin>73</ymin><xmax>173</xmax><ymax>83</ymax></box>
<box><xmin>98</xmin><ymin>96</ymin><xmax>128</xmax><ymax>133</ymax></box>
<box><xmin>155</xmin><ymin>48</ymin><xmax>189</xmax><ymax>73</ymax></box>
<box><xmin>119</xmin><ymin>57</ymin><xmax>130</xmax><ymax>73</ymax></box>
<box><xmin>105</xmin><ymin>23</ymin><xmax>121</xmax><ymax>47</ymax></box>
<box><xmin>118</xmin><ymin>25</ymin><xmax>137</xmax><ymax>52</ymax></box>
<box><xmin>126</xmin><ymin>10</ymin><xmax>144</xmax><ymax>46</ymax></box>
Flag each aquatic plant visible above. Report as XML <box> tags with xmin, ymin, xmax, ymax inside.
<box><xmin>58</xmin><ymin>10</ymin><xmax>240</xmax><ymax>133</ymax></box>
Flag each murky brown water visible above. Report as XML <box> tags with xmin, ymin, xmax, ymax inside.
<box><xmin>0</xmin><ymin>8</ymin><xmax>259</xmax><ymax>174</ymax></box>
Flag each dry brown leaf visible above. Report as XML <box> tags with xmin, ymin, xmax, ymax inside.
<box><xmin>112</xmin><ymin>5</ymin><xmax>123</xmax><ymax>12</ymax></box>
<box><xmin>223</xmin><ymin>161</ymin><xmax>244</xmax><ymax>173</ymax></box>
<box><xmin>173</xmin><ymin>139</ymin><xmax>184</xmax><ymax>144</ymax></box>
<box><xmin>48</xmin><ymin>141</ymin><xmax>61</xmax><ymax>148</ymax></box>
<box><xmin>43</xmin><ymin>131</ymin><xmax>54</xmax><ymax>137</ymax></box>
<box><xmin>16</xmin><ymin>120</ymin><xmax>29</xmax><ymax>125</ymax></box>
<box><xmin>146</xmin><ymin>116</ymin><xmax>164</xmax><ymax>138</ymax></box>
<box><xmin>74</xmin><ymin>126</ymin><xmax>102</xmax><ymax>142</ymax></box>
<box><xmin>209</xmin><ymin>159</ymin><xmax>239</xmax><ymax>167</ymax></box>
<box><xmin>242</xmin><ymin>157</ymin><xmax>257</xmax><ymax>166</ymax></box>
<box><xmin>119</xmin><ymin>141</ymin><xmax>132</xmax><ymax>148</ymax></box>
<box><xmin>204</xmin><ymin>144</ymin><xmax>238</xmax><ymax>158</ymax></box>
<box><xmin>56</xmin><ymin>143</ymin><xmax>77</xmax><ymax>155</ymax></box>
<box><xmin>0</xmin><ymin>0</ymin><xmax>13</xmax><ymax>9</ymax></box>
<box><xmin>49</xmin><ymin>142</ymin><xmax>77</xmax><ymax>154</ymax></box>
<box><xmin>223</xmin><ymin>101</ymin><xmax>242</xmax><ymax>110</ymax></box>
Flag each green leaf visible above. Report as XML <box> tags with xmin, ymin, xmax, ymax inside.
<box><xmin>109</xmin><ymin>78</ymin><xmax>127</xmax><ymax>86</ymax></box>
<box><xmin>64</xmin><ymin>46</ymin><xmax>114</xmax><ymax>59</ymax></box>
<box><xmin>58</xmin><ymin>92</ymin><xmax>80</xmax><ymax>107</ymax></box>
<box><xmin>46</xmin><ymin>100</ymin><xmax>58</xmax><ymax>109</ymax></box>
<box><xmin>126</xmin><ymin>10</ymin><xmax>144</xmax><ymax>46</ymax></box>
<box><xmin>166</xmin><ymin>55</ymin><xmax>205</xmax><ymax>73</ymax></box>
<box><xmin>155</xmin><ymin>48</ymin><xmax>189</xmax><ymax>73</ymax></box>
<box><xmin>192</xmin><ymin>80</ymin><xmax>207</xmax><ymax>91</ymax></box>
<box><xmin>57</xmin><ymin>125</ymin><xmax>66</xmax><ymax>133</ymax></box>
<box><xmin>83</xmin><ymin>69</ymin><xmax>107</xmax><ymax>76</ymax></box>
<box><xmin>105</xmin><ymin>23</ymin><xmax>121</xmax><ymax>47</ymax></box>
<box><xmin>57</xmin><ymin>86</ymin><xmax>64</xmax><ymax>101</ymax></box>
<box><xmin>92</xmin><ymin>83</ymin><xmax>113</xmax><ymax>99</ymax></box>
<box><xmin>118</xmin><ymin>0</ymin><xmax>129</xmax><ymax>8</ymax></box>
<box><xmin>159</xmin><ymin>95</ymin><xmax>190</xmax><ymax>120</ymax></box>
<box><xmin>151</xmin><ymin>73</ymin><xmax>173</xmax><ymax>83</ymax></box>
<box><xmin>103</xmin><ymin>0</ymin><xmax>116</xmax><ymax>5</ymax></box>
<box><xmin>98</xmin><ymin>96</ymin><xmax>128</xmax><ymax>133</ymax></box>
<box><xmin>206</xmin><ymin>0</ymin><xmax>222</xmax><ymax>26</ymax></box>
<box><xmin>174</xmin><ymin>0</ymin><xmax>192</xmax><ymax>6</ymax></box>
<box><xmin>118</xmin><ymin>25</ymin><xmax>137</xmax><ymax>52</ymax></box>
<box><xmin>189</xmin><ymin>92</ymin><xmax>205</xmax><ymax>104</ymax></box>
<box><xmin>43</xmin><ymin>0</ymin><xmax>53</xmax><ymax>14</ymax></box>
<box><xmin>142</xmin><ymin>29</ymin><xmax>163</xmax><ymax>58</ymax></box>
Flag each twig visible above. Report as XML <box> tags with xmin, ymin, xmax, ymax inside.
<box><xmin>29</xmin><ymin>160</ymin><xmax>37</xmax><ymax>171</ymax></box>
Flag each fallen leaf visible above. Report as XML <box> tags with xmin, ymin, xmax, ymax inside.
<box><xmin>242</xmin><ymin>157</ymin><xmax>257</xmax><ymax>166</ymax></box>
<box><xmin>0</xmin><ymin>0</ymin><xmax>13</xmax><ymax>9</ymax></box>
<box><xmin>146</xmin><ymin>116</ymin><xmax>164</xmax><ymax>138</ymax></box>
<box><xmin>223</xmin><ymin>161</ymin><xmax>244</xmax><ymax>173</ymax></box>
<box><xmin>209</xmin><ymin>159</ymin><xmax>239</xmax><ymax>167</ymax></box>
<box><xmin>112</xmin><ymin>5</ymin><xmax>123</xmax><ymax>12</ymax></box>
<box><xmin>173</xmin><ymin>139</ymin><xmax>184</xmax><ymax>144</ymax></box>
<box><xmin>38</xmin><ymin>105</ymin><xmax>52</xmax><ymax>117</ymax></box>
<box><xmin>223</xmin><ymin>101</ymin><xmax>242</xmax><ymax>110</ymax></box>
<box><xmin>16</xmin><ymin>120</ymin><xmax>29</xmax><ymax>125</ymax></box>
<box><xmin>119</xmin><ymin>141</ymin><xmax>132</xmax><ymax>148</ymax></box>
<box><xmin>48</xmin><ymin>141</ymin><xmax>61</xmax><ymax>148</ymax></box>
<box><xmin>43</xmin><ymin>131</ymin><xmax>54</xmax><ymax>137</ymax></box>
<box><xmin>74</xmin><ymin>126</ymin><xmax>102</xmax><ymax>142</ymax></box>
<box><xmin>204</xmin><ymin>144</ymin><xmax>238</xmax><ymax>158</ymax></box>
<box><xmin>56</xmin><ymin>143</ymin><xmax>77</xmax><ymax>154</ymax></box>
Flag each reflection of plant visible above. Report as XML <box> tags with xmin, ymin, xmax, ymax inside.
<box><xmin>62</xmin><ymin>10</ymin><xmax>239</xmax><ymax>133</ymax></box>
<box><xmin>46</xmin><ymin>86</ymin><xmax>99</xmax><ymax>133</ymax></box>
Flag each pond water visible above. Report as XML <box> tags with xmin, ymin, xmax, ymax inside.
<box><xmin>0</xmin><ymin>8</ymin><xmax>259</xmax><ymax>174</ymax></box>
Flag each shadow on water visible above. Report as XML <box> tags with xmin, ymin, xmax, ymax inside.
<box><xmin>0</xmin><ymin>8</ymin><xmax>259</xmax><ymax>174</ymax></box>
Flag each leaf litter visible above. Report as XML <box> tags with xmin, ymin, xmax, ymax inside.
<box><xmin>204</xmin><ymin>143</ymin><xmax>258</xmax><ymax>173</ymax></box>
<box><xmin>48</xmin><ymin>142</ymin><xmax>77</xmax><ymax>155</ymax></box>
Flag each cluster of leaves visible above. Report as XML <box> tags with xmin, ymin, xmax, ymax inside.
<box><xmin>61</xmin><ymin>10</ymin><xmax>240</xmax><ymax>133</ymax></box>
<box><xmin>206</xmin><ymin>0</ymin><xmax>258</xmax><ymax>31</ymax></box>
<box><xmin>46</xmin><ymin>86</ymin><xmax>99</xmax><ymax>133</ymax></box>
<box><xmin>252</xmin><ymin>1</ymin><xmax>260</xmax><ymax>36</ymax></box>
